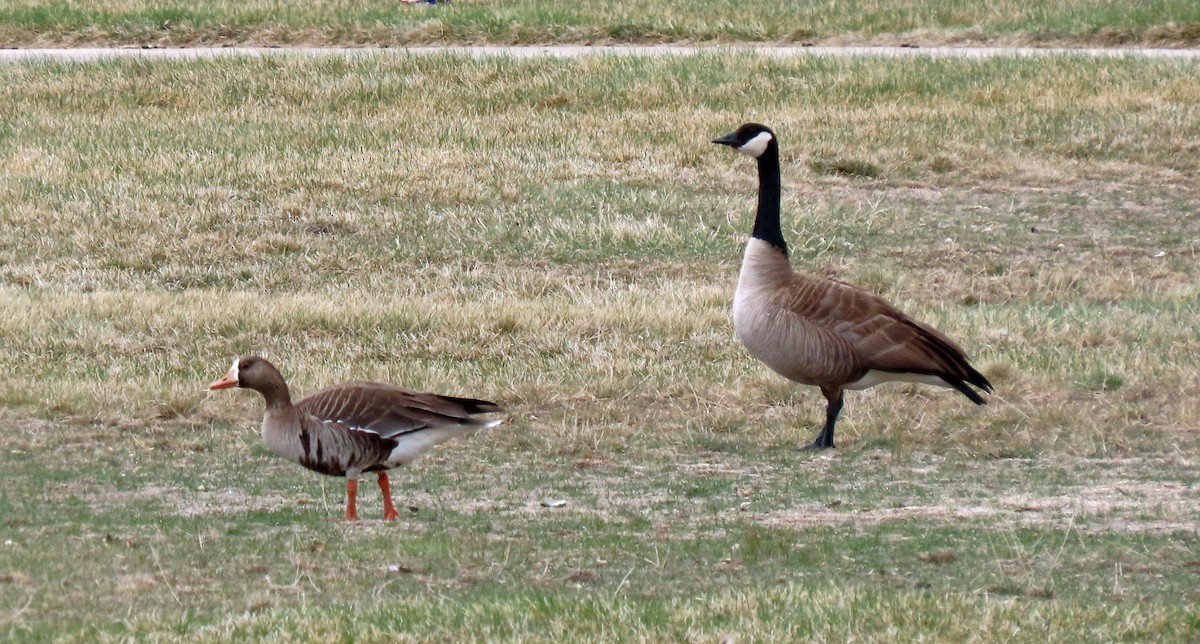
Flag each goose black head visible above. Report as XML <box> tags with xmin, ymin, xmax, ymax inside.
<box><xmin>712</xmin><ymin>123</ymin><xmax>776</xmax><ymax>159</ymax></box>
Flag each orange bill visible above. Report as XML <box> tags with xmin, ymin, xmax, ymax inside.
<box><xmin>208</xmin><ymin>363</ymin><xmax>240</xmax><ymax>390</ymax></box>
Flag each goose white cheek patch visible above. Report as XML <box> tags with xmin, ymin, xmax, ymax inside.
<box><xmin>738</xmin><ymin>131</ymin><xmax>774</xmax><ymax>158</ymax></box>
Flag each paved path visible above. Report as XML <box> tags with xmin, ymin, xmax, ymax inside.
<box><xmin>2</xmin><ymin>45</ymin><xmax>1198</xmax><ymax>62</ymax></box>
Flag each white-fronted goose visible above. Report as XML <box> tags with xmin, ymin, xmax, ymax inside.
<box><xmin>712</xmin><ymin>123</ymin><xmax>992</xmax><ymax>450</ymax></box>
<box><xmin>208</xmin><ymin>356</ymin><xmax>503</xmax><ymax>520</ymax></box>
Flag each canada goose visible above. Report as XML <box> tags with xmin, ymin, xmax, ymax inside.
<box><xmin>208</xmin><ymin>356</ymin><xmax>502</xmax><ymax>520</ymax></box>
<box><xmin>712</xmin><ymin>123</ymin><xmax>992</xmax><ymax>450</ymax></box>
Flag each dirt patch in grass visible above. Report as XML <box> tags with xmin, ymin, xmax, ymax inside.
<box><xmin>758</xmin><ymin>459</ymin><xmax>1199</xmax><ymax>535</ymax></box>
<box><xmin>999</xmin><ymin>479</ymin><xmax>1198</xmax><ymax>534</ymax></box>
<box><xmin>760</xmin><ymin>502</ymin><xmax>1000</xmax><ymax>529</ymax></box>
<box><xmin>88</xmin><ymin>485</ymin><xmax>296</xmax><ymax>517</ymax></box>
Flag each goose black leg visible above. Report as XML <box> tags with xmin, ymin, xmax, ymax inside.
<box><xmin>802</xmin><ymin>388</ymin><xmax>843</xmax><ymax>451</ymax></box>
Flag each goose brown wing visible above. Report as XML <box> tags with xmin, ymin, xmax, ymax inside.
<box><xmin>786</xmin><ymin>276</ymin><xmax>985</xmax><ymax>386</ymax></box>
<box><xmin>297</xmin><ymin>382</ymin><xmax>502</xmax><ymax>440</ymax></box>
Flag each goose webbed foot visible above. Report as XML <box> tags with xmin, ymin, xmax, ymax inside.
<box><xmin>800</xmin><ymin>438</ymin><xmax>835</xmax><ymax>451</ymax></box>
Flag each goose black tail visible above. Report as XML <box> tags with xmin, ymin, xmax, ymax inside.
<box><xmin>911</xmin><ymin>325</ymin><xmax>993</xmax><ymax>405</ymax></box>
<box><xmin>943</xmin><ymin>364</ymin><xmax>993</xmax><ymax>405</ymax></box>
<box><xmin>439</xmin><ymin>395</ymin><xmax>504</xmax><ymax>415</ymax></box>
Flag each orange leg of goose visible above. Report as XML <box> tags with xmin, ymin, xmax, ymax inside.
<box><xmin>344</xmin><ymin>479</ymin><xmax>360</xmax><ymax>520</ymax></box>
<box><xmin>378</xmin><ymin>472</ymin><xmax>399</xmax><ymax>521</ymax></box>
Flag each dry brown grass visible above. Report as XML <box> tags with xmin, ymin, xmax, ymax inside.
<box><xmin>0</xmin><ymin>0</ymin><xmax>1198</xmax><ymax>48</ymax></box>
<box><xmin>1</xmin><ymin>53</ymin><xmax>1199</xmax><ymax>639</ymax></box>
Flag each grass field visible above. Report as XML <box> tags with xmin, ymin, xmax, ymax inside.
<box><xmin>1</xmin><ymin>0</ymin><xmax>1200</xmax><ymax>48</ymax></box>
<box><xmin>1</xmin><ymin>52</ymin><xmax>1199</xmax><ymax>640</ymax></box>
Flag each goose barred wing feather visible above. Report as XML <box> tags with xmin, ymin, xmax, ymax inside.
<box><xmin>786</xmin><ymin>276</ymin><xmax>993</xmax><ymax>396</ymax></box>
<box><xmin>297</xmin><ymin>382</ymin><xmax>502</xmax><ymax>440</ymax></box>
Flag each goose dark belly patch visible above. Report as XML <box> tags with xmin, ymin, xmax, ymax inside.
<box><xmin>299</xmin><ymin>428</ymin><xmax>311</xmax><ymax>458</ymax></box>
<box><xmin>299</xmin><ymin>457</ymin><xmax>347</xmax><ymax>477</ymax></box>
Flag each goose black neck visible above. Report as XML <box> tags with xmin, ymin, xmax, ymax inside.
<box><xmin>752</xmin><ymin>143</ymin><xmax>788</xmax><ymax>255</ymax></box>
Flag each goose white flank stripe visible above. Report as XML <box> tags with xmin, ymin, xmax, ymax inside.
<box><xmin>712</xmin><ymin>123</ymin><xmax>993</xmax><ymax>450</ymax></box>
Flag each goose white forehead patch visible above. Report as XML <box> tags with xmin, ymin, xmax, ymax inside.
<box><xmin>738</xmin><ymin>131</ymin><xmax>774</xmax><ymax>158</ymax></box>
<box><xmin>230</xmin><ymin>357</ymin><xmax>241</xmax><ymax>379</ymax></box>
